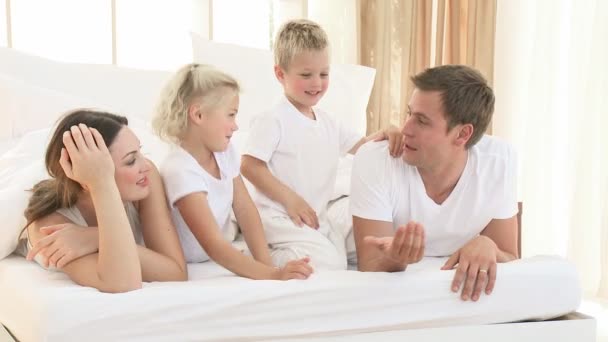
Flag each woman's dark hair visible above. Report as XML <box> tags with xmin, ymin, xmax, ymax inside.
<box><xmin>23</xmin><ymin>109</ymin><xmax>128</xmax><ymax>229</ymax></box>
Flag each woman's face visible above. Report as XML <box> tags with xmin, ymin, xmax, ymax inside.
<box><xmin>108</xmin><ymin>126</ymin><xmax>151</xmax><ymax>201</ymax></box>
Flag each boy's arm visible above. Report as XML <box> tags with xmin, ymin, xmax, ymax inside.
<box><xmin>348</xmin><ymin>125</ymin><xmax>404</xmax><ymax>156</ymax></box>
<box><xmin>241</xmin><ymin>155</ymin><xmax>319</xmax><ymax>228</ymax></box>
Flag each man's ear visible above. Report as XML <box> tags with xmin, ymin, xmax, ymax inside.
<box><xmin>455</xmin><ymin>124</ymin><xmax>474</xmax><ymax>147</ymax></box>
<box><xmin>188</xmin><ymin>103</ymin><xmax>203</xmax><ymax>124</ymax></box>
<box><xmin>274</xmin><ymin>65</ymin><xmax>285</xmax><ymax>83</ymax></box>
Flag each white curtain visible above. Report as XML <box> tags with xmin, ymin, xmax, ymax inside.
<box><xmin>493</xmin><ymin>0</ymin><xmax>608</xmax><ymax>298</ymax></box>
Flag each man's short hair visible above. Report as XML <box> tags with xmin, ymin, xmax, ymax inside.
<box><xmin>411</xmin><ymin>65</ymin><xmax>495</xmax><ymax>148</ymax></box>
<box><xmin>273</xmin><ymin>19</ymin><xmax>329</xmax><ymax>70</ymax></box>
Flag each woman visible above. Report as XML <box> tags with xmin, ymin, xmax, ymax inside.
<box><xmin>23</xmin><ymin>109</ymin><xmax>187</xmax><ymax>293</ymax></box>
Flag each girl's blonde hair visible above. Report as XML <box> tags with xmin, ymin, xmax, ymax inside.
<box><xmin>153</xmin><ymin>63</ymin><xmax>240</xmax><ymax>144</ymax></box>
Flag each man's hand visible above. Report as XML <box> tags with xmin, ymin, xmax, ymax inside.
<box><xmin>363</xmin><ymin>222</ymin><xmax>425</xmax><ymax>267</ymax></box>
<box><xmin>441</xmin><ymin>235</ymin><xmax>498</xmax><ymax>301</ymax></box>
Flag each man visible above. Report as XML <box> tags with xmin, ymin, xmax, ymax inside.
<box><xmin>350</xmin><ymin>65</ymin><xmax>519</xmax><ymax>302</ymax></box>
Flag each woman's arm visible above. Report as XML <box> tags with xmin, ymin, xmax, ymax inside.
<box><xmin>136</xmin><ymin>161</ymin><xmax>188</xmax><ymax>281</ymax></box>
<box><xmin>232</xmin><ymin>176</ymin><xmax>272</xmax><ymax>266</ymax></box>
<box><xmin>28</xmin><ymin>125</ymin><xmax>141</xmax><ymax>293</ymax></box>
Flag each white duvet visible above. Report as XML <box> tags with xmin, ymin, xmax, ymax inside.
<box><xmin>0</xmin><ymin>253</ymin><xmax>580</xmax><ymax>342</ymax></box>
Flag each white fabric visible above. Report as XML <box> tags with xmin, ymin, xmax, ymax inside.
<box><xmin>244</xmin><ymin>95</ymin><xmax>361</xmax><ymax>219</ymax></box>
<box><xmin>350</xmin><ymin>136</ymin><xmax>518</xmax><ymax>257</ymax></box>
<box><xmin>263</xmin><ymin>215</ymin><xmax>347</xmax><ymax>271</ymax></box>
<box><xmin>160</xmin><ymin>144</ymin><xmax>240</xmax><ymax>263</ymax></box>
<box><xmin>0</xmin><ymin>254</ymin><xmax>581</xmax><ymax>342</ymax></box>
<box><xmin>327</xmin><ymin>196</ymin><xmax>357</xmax><ymax>265</ymax></box>
<box><xmin>0</xmin><ymin>47</ymin><xmax>171</xmax><ymax>125</ymax></box>
<box><xmin>493</xmin><ymin>0</ymin><xmax>608</xmax><ymax>299</ymax></box>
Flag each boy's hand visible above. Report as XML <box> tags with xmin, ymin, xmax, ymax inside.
<box><xmin>285</xmin><ymin>194</ymin><xmax>319</xmax><ymax>229</ymax></box>
<box><xmin>373</xmin><ymin>125</ymin><xmax>404</xmax><ymax>157</ymax></box>
<box><xmin>274</xmin><ymin>257</ymin><xmax>313</xmax><ymax>280</ymax></box>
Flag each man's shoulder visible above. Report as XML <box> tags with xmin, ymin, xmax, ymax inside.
<box><xmin>472</xmin><ymin>135</ymin><xmax>517</xmax><ymax>162</ymax></box>
<box><xmin>353</xmin><ymin>141</ymin><xmax>406</xmax><ymax>174</ymax></box>
<box><xmin>355</xmin><ymin>140</ymin><xmax>391</xmax><ymax>161</ymax></box>
<box><xmin>470</xmin><ymin>135</ymin><xmax>517</xmax><ymax>181</ymax></box>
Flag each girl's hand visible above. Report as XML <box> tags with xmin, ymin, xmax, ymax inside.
<box><xmin>275</xmin><ymin>257</ymin><xmax>313</xmax><ymax>280</ymax></box>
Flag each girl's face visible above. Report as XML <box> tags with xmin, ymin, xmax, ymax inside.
<box><xmin>199</xmin><ymin>93</ymin><xmax>239</xmax><ymax>152</ymax></box>
<box><xmin>108</xmin><ymin>126</ymin><xmax>151</xmax><ymax>201</ymax></box>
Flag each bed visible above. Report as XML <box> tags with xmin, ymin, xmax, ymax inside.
<box><xmin>0</xmin><ymin>253</ymin><xmax>587</xmax><ymax>342</ymax></box>
<box><xmin>0</xmin><ymin>40</ymin><xmax>595</xmax><ymax>341</ymax></box>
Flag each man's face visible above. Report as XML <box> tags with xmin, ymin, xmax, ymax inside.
<box><xmin>401</xmin><ymin>89</ymin><xmax>460</xmax><ymax>170</ymax></box>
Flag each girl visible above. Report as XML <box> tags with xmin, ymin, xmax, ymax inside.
<box><xmin>153</xmin><ymin>64</ymin><xmax>312</xmax><ymax>280</ymax></box>
<box><xmin>23</xmin><ymin>110</ymin><xmax>187</xmax><ymax>293</ymax></box>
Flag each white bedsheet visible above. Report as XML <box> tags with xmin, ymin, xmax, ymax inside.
<box><xmin>0</xmin><ymin>254</ymin><xmax>580</xmax><ymax>342</ymax></box>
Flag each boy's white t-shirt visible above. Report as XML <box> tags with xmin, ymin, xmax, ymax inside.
<box><xmin>350</xmin><ymin>135</ymin><xmax>518</xmax><ymax>257</ymax></box>
<box><xmin>244</xmin><ymin>95</ymin><xmax>361</xmax><ymax>218</ymax></box>
<box><xmin>160</xmin><ymin>143</ymin><xmax>240</xmax><ymax>263</ymax></box>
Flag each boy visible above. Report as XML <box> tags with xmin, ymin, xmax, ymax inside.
<box><xmin>241</xmin><ymin>19</ymin><xmax>401</xmax><ymax>270</ymax></box>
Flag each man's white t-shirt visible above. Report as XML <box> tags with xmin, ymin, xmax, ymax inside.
<box><xmin>160</xmin><ymin>143</ymin><xmax>240</xmax><ymax>263</ymax></box>
<box><xmin>244</xmin><ymin>95</ymin><xmax>361</xmax><ymax>219</ymax></box>
<box><xmin>350</xmin><ymin>135</ymin><xmax>518</xmax><ymax>257</ymax></box>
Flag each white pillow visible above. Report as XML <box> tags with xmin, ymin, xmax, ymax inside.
<box><xmin>0</xmin><ymin>47</ymin><xmax>171</xmax><ymax>123</ymax></box>
<box><xmin>190</xmin><ymin>33</ymin><xmax>375</xmax><ymax>141</ymax></box>
<box><xmin>0</xmin><ymin>132</ymin><xmax>48</xmax><ymax>260</ymax></box>
<box><xmin>0</xmin><ymin>75</ymin><xmax>106</xmax><ymax>141</ymax></box>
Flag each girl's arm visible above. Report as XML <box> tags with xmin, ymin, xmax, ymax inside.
<box><xmin>231</xmin><ymin>175</ymin><xmax>272</xmax><ymax>266</ymax></box>
<box><xmin>176</xmin><ymin>191</ymin><xmax>311</xmax><ymax>280</ymax></box>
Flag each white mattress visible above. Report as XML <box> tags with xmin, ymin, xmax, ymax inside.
<box><xmin>0</xmin><ymin>254</ymin><xmax>581</xmax><ymax>342</ymax></box>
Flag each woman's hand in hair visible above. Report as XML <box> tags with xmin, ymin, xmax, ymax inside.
<box><xmin>26</xmin><ymin>223</ymin><xmax>99</xmax><ymax>269</ymax></box>
<box><xmin>60</xmin><ymin>124</ymin><xmax>115</xmax><ymax>189</ymax></box>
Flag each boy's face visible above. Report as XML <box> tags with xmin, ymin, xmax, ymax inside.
<box><xmin>275</xmin><ymin>49</ymin><xmax>329</xmax><ymax>115</ymax></box>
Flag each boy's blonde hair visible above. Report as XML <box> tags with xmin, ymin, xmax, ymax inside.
<box><xmin>153</xmin><ymin>63</ymin><xmax>240</xmax><ymax>144</ymax></box>
<box><xmin>273</xmin><ymin>19</ymin><xmax>329</xmax><ymax>70</ymax></box>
